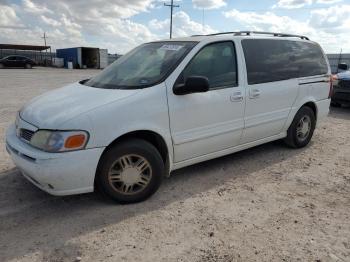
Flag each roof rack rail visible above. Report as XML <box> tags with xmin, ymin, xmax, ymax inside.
<box><xmin>234</xmin><ymin>31</ymin><xmax>310</xmax><ymax>40</ymax></box>
<box><xmin>202</xmin><ymin>31</ymin><xmax>310</xmax><ymax>40</ymax></box>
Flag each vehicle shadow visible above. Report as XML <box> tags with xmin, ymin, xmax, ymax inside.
<box><xmin>329</xmin><ymin>105</ymin><xmax>350</xmax><ymax>120</ymax></box>
<box><xmin>0</xmin><ymin>140</ymin><xmax>306</xmax><ymax>261</ymax></box>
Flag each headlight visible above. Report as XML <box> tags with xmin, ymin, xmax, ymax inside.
<box><xmin>30</xmin><ymin>130</ymin><xmax>89</xmax><ymax>152</ymax></box>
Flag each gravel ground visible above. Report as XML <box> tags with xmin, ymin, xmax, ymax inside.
<box><xmin>0</xmin><ymin>68</ymin><xmax>349</xmax><ymax>262</ymax></box>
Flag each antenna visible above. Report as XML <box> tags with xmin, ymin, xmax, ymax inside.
<box><xmin>202</xmin><ymin>8</ymin><xmax>204</xmax><ymax>33</ymax></box>
<box><xmin>336</xmin><ymin>48</ymin><xmax>342</xmax><ymax>74</ymax></box>
<box><xmin>164</xmin><ymin>0</ymin><xmax>179</xmax><ymax>39</ymax></box>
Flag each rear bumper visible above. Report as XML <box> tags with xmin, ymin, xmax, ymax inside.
<box><xmin>316</xmin><ymin>99</ymin><xmax>330</xmax><ymax>125</ymax></box>
<box><xmin>5</xmin><ymin>124</ymin><xmax>105</xmax><ymax>196</ymax></box>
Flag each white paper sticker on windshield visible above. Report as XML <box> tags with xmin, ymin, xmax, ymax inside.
<box><xmin>159</xmin><ymin>44</ymin><xmax>184</xmax><ymax>51</ymax></box>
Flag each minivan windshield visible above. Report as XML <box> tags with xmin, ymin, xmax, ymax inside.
<box><xmin>84</xmin><ymin>41</ymin><xmax>197</xmax><ymax>89</ymax></box>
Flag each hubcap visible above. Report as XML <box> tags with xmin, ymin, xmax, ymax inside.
<box><xmin>108</xmin><ymin>154</ymin><xmax>152</xmax><ymax>195</ymax></box>
<box><xmin>296</xmin><ymin>115</ymin><xmax>311</xmax><ymax>141</ymax></box>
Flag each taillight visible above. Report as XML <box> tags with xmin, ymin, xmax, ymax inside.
<box><xmin>328</xmin><ymin>75</ymin><xmax>334</xmax><ymax>99</ymax></box>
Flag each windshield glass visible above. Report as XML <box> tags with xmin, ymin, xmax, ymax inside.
<box><xmin>84</xmin><ymin>41</ymin><xmax>197</xmax><ymax>89</ymax></box>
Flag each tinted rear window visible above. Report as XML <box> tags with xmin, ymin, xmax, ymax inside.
<box><xmin>242</xmin><ymin>39</ymin><xmax>328</xmax><ymax>85</ymax></box>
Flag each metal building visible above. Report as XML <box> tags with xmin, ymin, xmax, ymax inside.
<box><xmin>56</xmin><ymin>47</ymin><xmax>108</xmax><ymax>69</ymax></box>
<box><xmin>327</xmin><ymin>53</ymin><xmax>350</xmax><ymax>73</ymax></box>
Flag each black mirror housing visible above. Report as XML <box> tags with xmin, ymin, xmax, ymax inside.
<box><xmin>173</xmin><ymin>76</ymin><xmax>210</xmax><ymax>95</ymax></box>
<box><xmin>338</xmin><ymin>63</ymin><xmax>348</xmax><ymax>71</ymax></box>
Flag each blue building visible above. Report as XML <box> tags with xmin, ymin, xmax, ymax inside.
<box><xmin>56</xmin><ymin>47</ymin><xmax>108</xmax><ymax>69</ymax></box>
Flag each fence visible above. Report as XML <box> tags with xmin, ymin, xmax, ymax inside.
<box><xmin>0</xmin><ymin>49</ymin><xmax>55</xmax><ymax>66</ymax></box>
<box><xmin>327</xmin><ymin>53</ymin><xmax>350</xmax><ymax>74</ymax></box>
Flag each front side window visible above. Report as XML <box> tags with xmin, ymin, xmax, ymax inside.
<box><xmin>178</xmin><ymin>41</ymin><xmax>238</xmax><ymax>89</ymax></box>
<box><xmin>84</xmin><ymin>41</ymin><xmax>197</xmax><ymax>89</ymax></box>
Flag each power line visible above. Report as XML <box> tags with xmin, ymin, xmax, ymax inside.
<box><xmin>164</xmin><ymin>0</ymin><xmax>180</xmax><ymax>39</ymax></box>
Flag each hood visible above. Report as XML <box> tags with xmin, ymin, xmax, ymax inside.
<box><xmin>337</xmin><ymin>70</ymin><xmax>350</xmax><ymax>80</ymax></box>
<box><xmin>20</xmin><ymin>82</ymin><xmax>139</xmax><ymax>128</ymax></box>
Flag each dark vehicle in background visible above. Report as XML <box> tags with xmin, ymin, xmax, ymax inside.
<box><xmin>331</xmin><ymin>63</ymin><xmax>350</xmax><ymax>107</ymax></box>
<box><xmin>0</xmin><ymin>55</ymin><xmax>36</xmax><ymax>69</ymax></box>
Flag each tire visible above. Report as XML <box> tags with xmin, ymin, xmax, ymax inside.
<box><xmin>284</xmin><ymin>106</ymin><xmax>316</xmax><ymax>148</ymax></box>
<box><xmin>96</xmin><ymin>139</ymin><xmax>164</xmax><ymax>204</ymax></box>
<box><xmin>0</xmin><ymin>63</ymin><xmax>4</xmax><ymax>69</ymax></box>
<box><xmin>24</xmin><ymin>64</ymin><xmax>32</xmax><ymax>69</ymax></box>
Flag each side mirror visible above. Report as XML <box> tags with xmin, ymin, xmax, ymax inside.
<box><xmin>338</xmin><ymin>63</ymin><xmax>348</xmax><ymax>71</ymax></box>
<box><xmin>173</xmin><ymin>76</ymin><xmax>210</xmax><ymax>95</ymax></box>
<box><xmin>79</xmin><ymin>79</ymin><xmax>90</xmax><ymax>84</ymax></box>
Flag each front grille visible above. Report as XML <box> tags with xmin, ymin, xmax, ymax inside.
<box><xmin>19</xmin><ymin>128</ymin><xmax>34</xmax><ymax>142</ymax></box>
<box><xmin>339</xmin><ymin>80</ymin><xmax>350</xmax><ymax>89</ymax></box>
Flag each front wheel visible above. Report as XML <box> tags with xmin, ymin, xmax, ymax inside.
<box><xmin>24</xmin><ymin>63</ymin><xmax>32</xmax><ymax>69</ymax></box>
<box><xmin>0</xmin><ymin>63</ymin><xmax>4</xmax><ymax>69</ymax></box>
<box><xmin>96</xmin><ymin>139</ymin><xmax>164</xmax><ymax>204</ymax></box>
<box><xmin>284</xmin><ymin>106</ymin><xmax>316</xmax><ymax>148</ymax></box>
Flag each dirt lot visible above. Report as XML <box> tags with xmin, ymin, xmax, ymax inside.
<box><xmin>0</xmin><ymin>68</ymin><xmax>349</xmax><ymax>262</ymax></box>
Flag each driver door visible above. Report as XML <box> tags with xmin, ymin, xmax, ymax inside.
<box><xmin>166</xmin><ymin>41</ymin><xmax>245</xmax><ymax>163</ymax></box>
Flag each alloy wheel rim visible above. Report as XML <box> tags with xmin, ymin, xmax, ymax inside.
<box><xmin>296</xmin><ymin>115</ymin><xmax>311</xmax><ymax>141</ymax></box>
<box><xmin>108</xmin><ymin>154</ymin><xmax>152</xmax><ymax>195</ymax></box>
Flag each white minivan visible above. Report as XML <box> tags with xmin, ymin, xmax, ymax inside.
<box><xmin>6</xmin><ymin>31</ymin><xmax>331</xmax><ymax>203</ymax></box>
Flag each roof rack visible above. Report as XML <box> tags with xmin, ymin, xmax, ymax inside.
<box><xmin>196</xmin><ymin>31</ymin><xmax>310</xmax><ymax>40</ymax></box>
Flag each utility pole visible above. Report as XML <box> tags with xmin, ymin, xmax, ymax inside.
<box><xmin>41</xmin><ymin>32</ymin><xmax>48</xmax><ymax>48</ymax></box>
<box><xmin>41</xmin><ymin>32</ymin><xmax>49</xmax><ymax>66</ymax></box>
<box><xmin>164</xmin><ymin>0</ymin><xmax>179</xmax><ymax>39</ymax></box>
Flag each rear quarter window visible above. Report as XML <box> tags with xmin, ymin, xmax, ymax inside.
<box><xmin>242</xmin><ymin>39</ymin><xmax>328</xmax><ymax>85</ymax></box>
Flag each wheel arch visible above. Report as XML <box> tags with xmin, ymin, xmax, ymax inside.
<box><xmin>302</xmin><ymin>101</ymin><xmax>317</xmax><ymax>120</ymax></box>
<box><xmin>95</xmin><ymin>130</ymin><xmax>171</xmax><ymax>185</ymax></box>
<box><xmin>285</xmin><ymin>99</ymin><xmax>318</xmax><ymax>132</ymax></box>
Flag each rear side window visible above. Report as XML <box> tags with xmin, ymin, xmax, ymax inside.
<box><xmin>242</xmin><ymin>39</ymin><xmax>328</xmax><ymax>85</ymax></box>
<box><xmin>180</xmin><ymin>41</ymin><xmax>238</xmax><ymax>89</ymax></box>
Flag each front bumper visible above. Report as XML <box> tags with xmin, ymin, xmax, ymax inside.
<box><xmin>332</xmin><ymin>87</ymin><xmax>350</xmax><ymax>104</ymax></box>
<box><xmin>5</xmin><ymin>124</ymin><xmax>105</xmax><ymax>196</ymax></box>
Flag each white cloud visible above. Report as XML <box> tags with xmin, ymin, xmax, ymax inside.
<box><xmin>192</xmin><ymin>0</ymin><xmax>226</xmax><ymax>10</ymax></box>
<box><xmin>149</xmin><ymin>11</ymin><xmax>216</xmax><ymax>37</ymax></box>
<box><xmin>23</xmin><ymin>0</ymin><xmax>53</xmax><ymax>14</ymax></box>
<box><xmin>1</xmin><ymin>0</ymin><xmax>348</xmax><ymax>55</ymax></box>
<box><xmin>0</xmin><ymin>4</ymin><xmax>23</xmax><ymax>28</ymax></box>
<box><xmin>223</xmin><ymin>7</ymin><xmax>350</xmax><ymax>53</ymax></box>
<box><xmin>33</xmin><ymin>0</ymin><xmax>154</xmax><ymax>20</ymax></box>
<box><xmin>309</xmin><ymin>4</ymin><xmax>350</xmax><ymax>31</ymax></box>
<box><xmin>0</xmin><ymin>0</ymin><xmax>159</xmax><ymax>53</ymax></box>
<box><xmin>273</xmin><ymin>0</ymin><xmax>312</xmax><ymax>9</ymax></box>
<box><xmin>273</xmin><ymin>0</ymin><xmax>342</xmax><ymax>8</ymax></box>
<box><xmin>223</xmin><ymin>9</ymin><xmax>312</xmax><ymax>34</ymax></box>
<box><xmin>40</xmin><ymin>15</ymin><xmax>61</xmax><ymax>27</ymax></box>
<box><xmin>316</xmin><ymin>0</ymin><xmax>342</xmax><ymax>4</ymax></box>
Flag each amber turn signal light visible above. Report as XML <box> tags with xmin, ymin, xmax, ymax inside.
<box><xmin>64</xmin><ymin>134</ymin><xmax>86</xmax><ymax>149</ymax></box>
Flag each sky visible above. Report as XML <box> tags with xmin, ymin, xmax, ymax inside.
<box><xmin>0</xmin><ymin>0</ymin><xmax>349</xmax><ymax>54</ymax></box>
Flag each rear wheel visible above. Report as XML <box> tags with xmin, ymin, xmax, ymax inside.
<box><xmin>24</xmin><ymin>63</ymin><xmax>32</xmax><ymax>69</ymax></box>
<box><xmin>284</xmin><ymin>106</ymin><xmax>316</xmax><ymax>148</ymax></box>
<box><xmin>0</xmin><ymin>63</ymin><xmax>4</xmax><ymax>69</ymax></box>
<box><xmin>96</xmin><ymin>139</ymin><xmax>164</xmax><ymax>203</ymax></box>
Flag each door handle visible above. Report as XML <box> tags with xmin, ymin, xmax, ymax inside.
<box><xmin>230</xmin><ymin>91</ymin><xmax>243</xmax><ymax>102</ymax></box>
<box><xmin>249</xmin><ymin>89</ymin><xmax>261</xmax><ymax>99</ymax></box>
